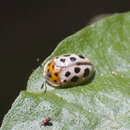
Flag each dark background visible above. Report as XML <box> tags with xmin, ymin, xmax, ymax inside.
<box><xmin>0</xmin><ymin>0</ymin><xmax>130</xmax><ymax>124</ymax></box>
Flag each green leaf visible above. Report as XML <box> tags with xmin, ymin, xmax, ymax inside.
<box><xmin>1</xmin><ymin>12</ymin><xmax>130</xmax><ymax>130</ymax></box>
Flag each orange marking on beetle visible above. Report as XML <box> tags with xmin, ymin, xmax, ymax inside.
<box><xmin>46</xmin><ymin>61</ymin><xmax>61</xmax><ymax>84</ymax></box>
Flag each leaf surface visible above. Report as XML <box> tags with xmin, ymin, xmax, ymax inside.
<box><xmin>1</xmin><ymin>12</ymin><xmax>130</xmax><ymax>130</ymax></box>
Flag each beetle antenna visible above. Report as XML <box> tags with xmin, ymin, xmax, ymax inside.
<box><xmin>44</xmin><ymin>81</ymin><xmax>47</xmax><ymax>93</ymax></box>
<box><xmin>41</xmin><ymin>80</ymin><xmax>47</xmax><ymax>93</ymax></box>
<box><xmin>40</xmin><ymin>63</ymin><xmax>47</xmax><ymax>93</ymax></box>
<box><xmin>41</xmin><ymin>83</ymin><xmax>44</xmax><ymax>89</ymax></box>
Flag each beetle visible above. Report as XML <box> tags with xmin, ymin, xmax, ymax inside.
<box><xmin>43</xmin><ymin>54</ymin><xmax>94</xmax><ymax>88</ymax></box>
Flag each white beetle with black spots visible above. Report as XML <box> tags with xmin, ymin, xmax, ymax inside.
<box><xmin>43</xmin><ymin>54</ymin><xmax>94</xmax><ymax>88</ymax></box>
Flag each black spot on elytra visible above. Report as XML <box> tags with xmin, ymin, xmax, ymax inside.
<box><xmin>64</xmin><ymin>80</ymin><xmax>67</xmax><ymax>82</ymax></box>
<box><xmin>71</xmin><ymin>76</ymin><xmax>79</xmax><ymax>82</ymax></box>
<box><xmin>83</xmin><ymin>68</ymin><xmax>89</xmax><ymax>77</ymax></box>
<box><xmin>76</xmin><ymin>62</ymin><xmax>86</xmax><ymax>65</ymax></box>
<box><xmin>60</xmin><ymin>58</ymin><xmax>65</xmax><ymax>63</ymax></box>
<box><xmin>70</xmin><ymin>57</ymin><xmax>76</xmax><ymax>62</ymax></box>
<box><xmin>47</xmin><ymin>69</ymin><xmax>50</xmax><ymax>72</ymax></box>
<box><xmin>54</xmin><ymin>72</ymin><xmax>58</xmax><ymax>77</ymax></box>
<box><xmin>79</xmin><ymin>55</ymin><xmax>85</xmax><ymax>59</ymax></box>
<box><xmin>52</xmin><ymin>65</ymin><xmax>54</xmax><ymax>69</ymax></box>
<box><xmin>65</xmin><ymin>71</ymin><xmax>71</xmax><ymax>77</ymax></box>
<box><xmin>48</xmin><ymin>63</ymin><xmax>51</xmax><ymax>66</ymax></box>
<box><xmin>54</xmin><ymin>80</ymin><xmax>57</xmax><ymax>83</ymax></box>
<box><xmin>47</xmin><ymin>72</ymin><xmax>52</xmax><ymax>78</ymax></box>
<box><xmin>74</xmin><ymin>67</ymin><xmax>80</xmax><ymax>73</ymax></box>
<box><xmin>64</xmin><ymin>54</ymin><xmax>70</xmax><ymax>57</ymax></box>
